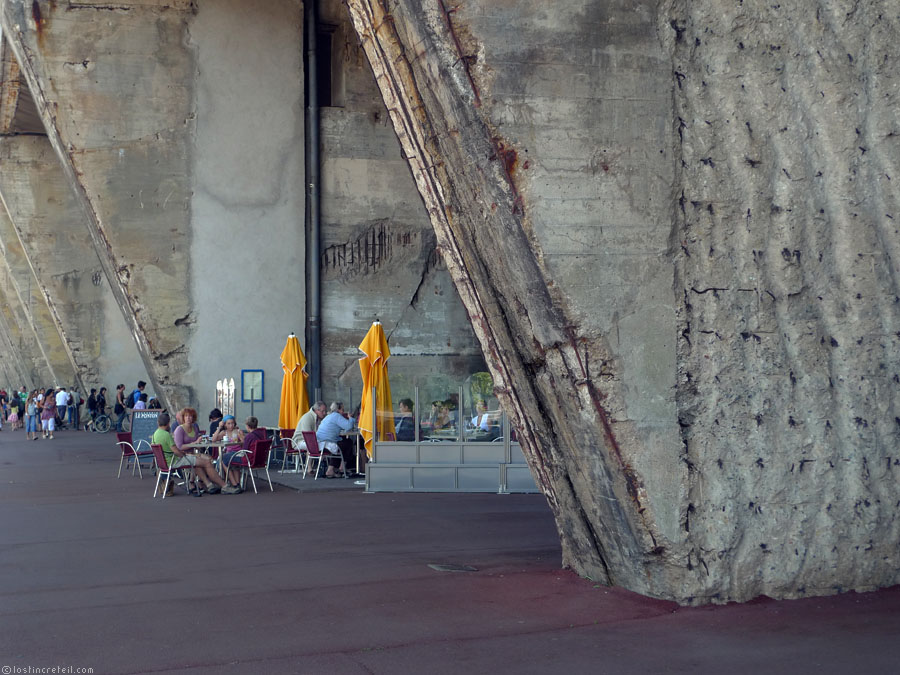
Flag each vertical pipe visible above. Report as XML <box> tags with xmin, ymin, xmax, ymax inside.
<box><xmin>305</xmin><ymin>0</ymin><xmax>322</xmax><ymax>397</ymax></box>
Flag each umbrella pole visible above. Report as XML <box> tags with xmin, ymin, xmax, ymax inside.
<box><xmin>250</xmin><ymin>387</ymin><xmax>255</xmax><ymax>418</ymax></box>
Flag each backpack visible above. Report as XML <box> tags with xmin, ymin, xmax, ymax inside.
<box><xmin>125</xmin><ymin>390</ymin><xmax>137</xmax><ymax>408</ymax></box>
<box><xmin>67</xmin><ymin>393</ymin><xmax>74</xmax><ymax>406</ymax></box>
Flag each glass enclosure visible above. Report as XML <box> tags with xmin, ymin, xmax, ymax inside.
<box><xmin>358</xmin><ymin>372</ymin><xmax>537</xmax><ymax>493</ymax></box>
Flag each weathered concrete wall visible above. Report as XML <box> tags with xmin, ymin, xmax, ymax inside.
<box><xmin>0</xmin><ymin>134</ymin><xmax>145</xmax><ymax>391</ymax></box>
<box><xmin>0</xmin><ymin>310</ymin><xmax>30</xmax><ymax>388</ymax></box>
<box><xmin>345</xmin><ymin>0</ymin><xmax>900</xmax><ymax>603</ymax></box>
<box><xmin>187</xmin><ymin>0</ymin><xmax>305</xmax><ymax>424</ymax></box>
<box><xmin>0</xmin><ymin>241</ymin><xmax>48</xmax><ymax>388</ymax></box>
<box><xmin>318</xmin><ymin>0</ymin><xmax>487</xmax><ymax>404</ymax></box>
<box><xmin>1</xmin><ymin>0</ymin><xmax>199</xmax><ymax>408</ymax></box>
<box><xmin>0</xmin><ymin>202</ymin><xmax>74</xmax><ymax>386</ymax></box>
<box><xmin>662</xmin><ymin>0</ymin><xmax>900</xmax><ymax>602</ymax></box>
<box><xmin>448</xmin><ymin>0</ymin><xmax>682</xmax><ymax>543</ymax></box>
<box><xmin>1</xmin><ymin>0</ymin><xmax>306</xmax><ymax>421</ymax></box>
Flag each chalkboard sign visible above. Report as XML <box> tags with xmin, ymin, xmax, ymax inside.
<box><xmin>130</xmin><ymin>410</ymin><xmax>163</xmax><ymax>447</ymax></box>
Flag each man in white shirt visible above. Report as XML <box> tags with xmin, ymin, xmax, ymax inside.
<box><xmin>55</xmin><ymin>388</ymin><xmax>69</xmax><ymax>427</ymax></box>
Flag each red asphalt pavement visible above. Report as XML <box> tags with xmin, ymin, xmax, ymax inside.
<box><xmin>0</xmin><ymin>427</ymin><xmax>898</xmax><ymax>674</ymax></box>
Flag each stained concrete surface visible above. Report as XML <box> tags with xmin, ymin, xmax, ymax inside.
<box><xmin>0</xmin><ymin>429</ymin><xmax>898</xmax><ymax>674</ymax></box>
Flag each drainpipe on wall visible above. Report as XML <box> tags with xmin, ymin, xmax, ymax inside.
<box><xmin>305</xmin><ymin>0</ymin><xmax>321</xmax><ymax>399</ymax></box>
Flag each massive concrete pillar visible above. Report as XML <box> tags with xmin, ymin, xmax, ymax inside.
<box><xmin>345</xmin><ymin>0</ymin><xmax>900</xmax><ymax>603</ymax></box>
<box><xmin>0</xmin><ymin>205</ymin><xmax>74</xmax><ymax>386</ymax></box>
<box><xmin>0</xmin><ymin>134</ymin><xmax>144</xmax><ymax>390</ymax></box>
<box><xmin>1</xmin><ymin>0</ymin><xmax>306</xmax><ymax>420</ymax></box>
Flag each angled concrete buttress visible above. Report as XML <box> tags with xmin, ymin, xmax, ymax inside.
<box><xmin>0</xmin><ymin>204</ymin><xmax>73</xmax><ymax>386</ymax></box>
<box><xmin>345</xmin><ymin>0</ymin><xmax>900</xmax><ymax>603</ymax></box>
<box><xmin>1</xmin><ymin>1</ymin><xmax>307</xmax><ymax>419</ymax></box>
<box><xmin>0</xmin><ymin>134</ymin><xmax>145</xmax><ymax>389</ymax></box>
<box><xmin>0</xmin><ymin>232</ymin><xmax>49</xmax><ymax>387</ymax></box>
<box><xmin>0</xmin><ymin>0</ymin><xmax>199</xmax><ymax>409</ymax></box>
<box><xmin>0</xmin><ymin>312</ymin><xmax>29</xmax><ymax>387</ymax></box>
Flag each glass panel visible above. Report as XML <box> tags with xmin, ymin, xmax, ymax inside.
<box><xmin>393</xmin><ymin>394</ymin><xmax>416</xmax><ymax>442</ymax></box>
<box><xmin>421</xmin><ymin>393</ymin><xmax>459</xmax><ymax>441</ymax></box>
<box><xmin>463</xmin><ymin>372</ymin><xmax>502</xmax><ymax>442</ymax></box>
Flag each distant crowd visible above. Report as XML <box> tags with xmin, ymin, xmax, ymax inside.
<box><xmin>0</xmin><ymin>386</ymin><xmax>82</xmax><ymax>439</ymax></box>
<box><xmin>0</xmin><ymin>380</ymin><xmax>161</xmax><ymax>438</ymax></box>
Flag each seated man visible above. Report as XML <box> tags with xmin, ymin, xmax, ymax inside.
<box><xmin>315</xmin><ymin>401</ymin><xmax>356</xmax><ymax>478</ymax></box>
<box><xmin>155</xmin><ymin>412</ymin><xmax>230</xmax><ymax>496</ymax></box>
<box><xmin>291</xmin><ymin>400</ymin><xmax>328</xmax><ymax>452</ymax></box>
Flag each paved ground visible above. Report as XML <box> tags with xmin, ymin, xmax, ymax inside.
<box><xmin>1</xmin><ymin>427</ymin><xmax>898</xmax><ymax>674</ymax></box>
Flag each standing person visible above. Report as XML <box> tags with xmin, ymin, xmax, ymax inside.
<box><xmin>41</xmin><ymin>388</ymin><xmax>57</xmax><ymax>439</ymax></box>
<box><xmin>67</xmin><ymin>388</ymin><xmax>79</xmax><ymax>429</ymax></box>
<box><xmin>85</xmin><ymin>389</ymin><xmax>97</xmax><ymax>431</ymax></box>
<box><xmin>128</xmin><ymin>381</ymin><xmax>146</xmax><ymax>409</ymax></box>
<box><xmin>133</xmin><ymin>393</ymin><xmax>148</xmax><ymax>410</ymax></box>
<box><xmin>97</xmin><ymin>387</ymin><xmax>108</xmax><ymax>421</ymax></box>
<box><xmin>25</xmin><ymin>391</ymin><xmax>39</xmax><ymax>441</ymax></box>
<box><xmin>0</xmin><ymin>388</ymin><xmax>8</xmax><ymax>427</ymax></box>
<box><xmin>7</xmin><ymin>394</ymin><xmax>20</xmax><ymax>430</ymax></box>
<box><xmin>113</xmin><ymin>384</ymin><xmax>125</xmax><ymax>431</ymax></box>
<box><xmin>55</xmin><ymin>387</ymin><xmax>69</xmax><ymax>429</ymax></box>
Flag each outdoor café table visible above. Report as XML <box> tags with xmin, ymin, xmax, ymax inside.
<box><xmin>181</xmin><ymin>440</ymin><xmax>234</xmax><ymax>476</ymax></box>
<box><xmin>338</xmin><ymin>428</ymin><xmax>363</xmax><ymax>476</ymax></box>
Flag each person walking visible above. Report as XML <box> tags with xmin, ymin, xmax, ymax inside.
<box><xmin>113</xmin><ymin>384</ymin><xmax>126</xmax><ymax>431</ymax></box>
<box><xmin>25</xmin><ymin>391</ymin><xmax>39</xmax><ymax>441</ymax></box>
<box><xmin>40</xmin><ymin>388</ymin><xmax>57</xmax><ymax>439</ymax></box>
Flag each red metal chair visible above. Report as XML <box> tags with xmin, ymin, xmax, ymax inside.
<box><xmin>224</xmin><ymin>439</ymin><xmax>273</xmax><ymax>494</ymax></box>
<box><xmin>116</xmin><ymin>431</ymin><xmax>154</xmax><ymax>479</ymax></box>
<box><xmin>301</xmin><ymin>431</ymin><xmax>337</xmax><ymax>480</ymax></box>
<box><xmin>279</xmin><ymin>428</ymin><xmax>303</xmax><ymax>473</ymax></box>
<box><xmin>150</xmin><ymin>443</ymin><xmax>193</xmax><ymax>499</ymax></box>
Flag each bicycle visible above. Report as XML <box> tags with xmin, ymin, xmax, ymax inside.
<box><xmin>85</xmin><ymin>413</ymin><xmax>112</xmax><ymax>433</ymax></box>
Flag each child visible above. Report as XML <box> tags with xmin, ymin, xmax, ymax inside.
<box><xmin>25</xmin><ymin>392</ymin><xmax>39</xmax><ymax>441</ymax></box>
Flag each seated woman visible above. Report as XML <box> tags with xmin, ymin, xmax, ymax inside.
<box><xmin>471</xmin><ymin>400</ymin><xmax>491</xmax><ymax>431</ymax></box>
<box><xmin>171</xmin><ymin>407</ymin><xmax>231</xmax><ymax>494</ymax></box>
<box><xmin>432</xmin><ymin>401</ymin><xmax>454</xmax><ymax>430</ymax></box>
<box><xmin>316</xmin><ymin>401</ymin><xmax>356</xmax><ymax>478</ymax></box>
<box><xmin>221</xmin><ymin>417</ymin><xmax>266</xmax><ymax>491</ymax></box>
<box><xmin>395</xmin><ymin>398</ymin><xmax>415</xmax><ymax>441</ymax></box>
<box><xmin>212</xmin><ymin>414</ymin><xmax>244</xmax><ymax>488</ymax></box>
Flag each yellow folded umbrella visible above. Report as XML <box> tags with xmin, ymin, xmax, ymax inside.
<box><xmin>358</xmin><ymin>321</ymin><xmax>395</xmax><ymax>458</ymax></box>
<box><xmin>278</xmin><ymin>334</ymin><xmax>309</xmax><ymax>429</ymax></box>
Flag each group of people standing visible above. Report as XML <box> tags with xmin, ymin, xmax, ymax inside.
<box><xmin>84</xmin><ymin>380</ymin><xmax>160</xmax><ymax>431</ymax></box>
<box><xmin>0</xmin><ymin>386</ymin><xmax>81</xmax><ymax>440</ymax></box>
